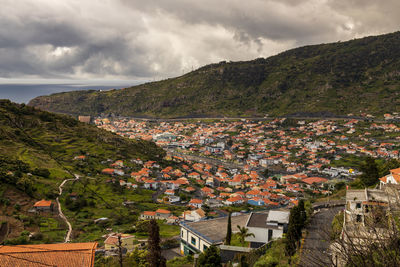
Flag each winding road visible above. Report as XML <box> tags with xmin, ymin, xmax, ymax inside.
<box><xmin>56</xmin><ymin>174</ymin><xmax>79</xmax><ymax>243</ymax></box>
<box><xmin>299</xmin><ymin>206</ymin><xmax>344</xmax><ymax>267</ymax></box>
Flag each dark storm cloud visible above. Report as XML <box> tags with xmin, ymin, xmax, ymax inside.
<box><xmin>0</xmin><ymin>0</ymin><xmax>399</xmax><ymax>81</ymax></box>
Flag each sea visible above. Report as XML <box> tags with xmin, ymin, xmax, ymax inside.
<box><xmin>0</xmin><ymin>83</ymin><xmax>138</xmax><ymax>104</ymax></box>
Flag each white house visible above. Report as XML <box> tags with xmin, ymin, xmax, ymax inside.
<box><xmin>182</xmin><ymin>209</ymin><xmax>206</xmax><ymax>222</ymax></box>
<box><xmin>379</xmin><ymin>168</ymin><xmax>400</xmax><ymax>188</ymax></box>
<box><xmin>245</xmin><ymin>210</ymin><xmax>290</xmax><ymax>248</ymax></box>
<box><xmin>180</xmin><ymin>214</ymin><xmax>250</xmax><ymax>255</ymax></box>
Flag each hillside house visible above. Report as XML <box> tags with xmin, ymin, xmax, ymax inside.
<box><xmin>379</xmin><ymin>167</ymin><xmax>400</xmax><ymax>188</ymax></box>
<box><xmin>189</xmin><ymin>199</ymin><xmax>203</xmax><ymax>208</ymax></box>
<box><xmin>180</xmin><ymin>214</ymin><xmax>250</xmax><ymax>255</ymax></box>
<box><xmin>104</xmin><ymin>234</ymin><xmax>135</xmax><ymax>252</ymax></box>
<box><xmin>182</xmin><ymin>209</ymin><xmax>206</xmax><ymax>222</ymax></box>
<box><xmin>245</xmin><ymin>210</ymin><xmax>290</xmax><ymax>248</ymax></box>
<box><xmin>33</xmin><ymin>200</ymin><xmax>54</xmax><ymax>212</ymax></box>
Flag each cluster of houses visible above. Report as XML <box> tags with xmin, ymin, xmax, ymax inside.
<box><xmin>93</xmin><ymin>153</ymin><xmax>332</xmax><ymax>226</ymax></box>
<box><xmin>94</xmin><ymin>117</ymin><xmax>399</xmax><ymax>178</ymax></box>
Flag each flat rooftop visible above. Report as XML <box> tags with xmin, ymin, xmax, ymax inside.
<box><xmin>181</xmin><ymin>214</ymin><xmax>250</xmax><ymax>244</ymax></box>
<box><xmin>346</xmin><ymin>190</ymin><xmax>366</xmax><ymax>201</ymax></box>
<box><xmin>246</xmin><ymin>212</ymin><xmax>268</xmax><ymax>228</ymax></box>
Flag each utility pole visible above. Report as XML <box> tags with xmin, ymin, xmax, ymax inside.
<box><xmin>118</xmin><ymin>234</ymin><xmax>123</xmax><ymax>267</ymax></box>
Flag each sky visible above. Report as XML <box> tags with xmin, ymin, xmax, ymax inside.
<box><xmin>0</xmin><ymin>0</ymin><xmax>399</xmax><ymax>84</ymax></box>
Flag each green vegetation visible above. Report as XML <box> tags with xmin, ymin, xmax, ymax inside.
<box><xmin>236</xmin><ymin>225</ymin><xmax>255</xmax><ymax>246</ymax></box>
<box><xmin>359</xmin><ymin>157</ymin><xmax>380</xmax><ymax>186</ymax></box>
<box><xmin>285</xmin><ymin>200</ymin><xmax>307</xmax><ymax>257</ymax></box>
<box><xmin>147</xmin><ymin>219</ymin><xmax>166</xmax><ymax>267</ymax></box>
<box><xmin>253</xmin><ymin>239</ymin><xmax>293</xmax><ymax>267</ymax></box>
<box><xmin>167</xmin><ymin>255</ymin><xmax>193</xmax><ymax>267</ymax></box>
<box><xmin>30</xmin><ymin>31</ymin><xmax>400</xmax><ymax>118</ymax></box>
<box><xmin>331</xmin><ymin>211</ymin><xmax>344</xmax><ymax>240</ymax></box>
<box><xmin>230</xmin><ymin>233</ymin><xmax>250</xmax><ymax>247</ymax></box>
<box><xmin>198</xmin><ymin>245</ymin><xmax>222</xmax><ymax>267</ymax></box>
<box><xmin>0</xmin><ymin>100</ymin><xmax>166</xmax><ymax>244</ymax></box>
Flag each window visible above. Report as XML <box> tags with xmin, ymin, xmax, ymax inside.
<box><xmin>356</xmin><ymin>215</ymin><xmax>362</xmax><ymax>222</ymax></box>
<box><xmin>356</xmin><ymin>203</ymin><xmax>361</xmax><ymax>209</ymax></box>
<box><xmin>181</xmin><ymin>230</ymin><xmax>184</xmax><ymax>238</ymax></box>
<box><xmin>203</xmin><ymin>245</ymin><xmax>208</xmax><ymax>251</ymax></box>
<box><xmin>191</xmin><ymin>237</ymin><xmax>196</xmax><ymax>245</ymax></box>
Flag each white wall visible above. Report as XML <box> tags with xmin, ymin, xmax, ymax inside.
<box><xmin>246</xmin><ymin>227</ymin><xmax>268</xmax><ymax>243</ymax></box>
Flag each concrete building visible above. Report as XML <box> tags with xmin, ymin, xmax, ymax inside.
<box><xmin>245</xmin><ymin>210</ymin><xmax>290</xmax><ymax>248</ymax></box>
<box><xmin>78</xmin><ymin>116</ymin><xmax>91</xmax><ymax>123</ymax></box>
<box><xmin>180</xmin><ymin>214</ymin><xmax>250</xmax><ymax>255</ymax></box>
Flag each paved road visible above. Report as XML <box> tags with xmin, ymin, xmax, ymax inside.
<box><xmin>56</xmin><ymin>174</ymin><xmax>79</xmax><ymax>243</ymax></box>
<box><xmin>118</xmin><ymin>116</ymin><xmax>387</xmax><ymax>123</ymax></box>
<box><xmin>300</xmin><ymin>206</ymin><xmax>343</xmax><ymax>267</ymax></box>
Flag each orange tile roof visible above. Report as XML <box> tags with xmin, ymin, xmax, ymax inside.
<box><xmin>105</xmin><ymin>234</ymin><xmax>134</xmax><ymax>245</ymax></box>
<box><xmin>302</xmin><ymin>177</ymin><xmax>328</xmax><ymax>185</ymax></box>
<box><xmin>189</xmin><ymin>199</ymin><xmax>203</xmax><ymax>204</ymax></box>
<box><xmin>33</xmin><ymin>200</ymin><xmax>52</xmax><ymax>207</ymax></box>
<box><xmin>226</xmin><ymin>196</ymin><xmax>243</xmax><ymax>203</ymax></box>
<box><xmin>0</xmin><ymin>242</ymin><xmax>97</xmax><ymax>267</ymax></box>
<box><xmin>142</xmin><ymin>211</ymin><xmax>156</xmax><ymax>216</ymax></box>
<box><xmin>391</xmin><ymin>168</ymin><xmax>400</xmax><ymax>175</ymax></box>
<box><xmin>156</xmin><ymin>209</ymin><xmax>171</xmax><ymax>214</ymax></box>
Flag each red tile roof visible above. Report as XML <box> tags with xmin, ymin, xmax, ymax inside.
<box><xmin>302</xmin><ymin>177</ymin><xmax>328</xmax><ymax>185</ymax></box>
<box><xmin>0</xmin><ymin>242</ymin><xmax>97</xmax><ymax>267</ymax></box>
<box><xmin>156</xmin><ymin>209</ymin><xmax>171</xmax><ymax>214</ymax></box>
<box><xmin>33</xmin><ymin>200</ymin><xmax>52</xmax><ymax>207</ymax></box>
<box><xmin>189</xmin><ymin>199</ymin><xmax>203</xmax><ymax>204</ymax></box>
<box><xmin>142</xmin><ymin>211</ymin><xmax>156</xmax><ymax>216</ymax></box>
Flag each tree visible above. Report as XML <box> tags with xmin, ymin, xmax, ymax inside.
<box><xmin>226</xmin><ymin>212</ymin><xmax>232</xmax><ymax>245</ymax></box>
<box><xmin>198</xmin><ymin>245</ymin><xmax>221</xmax><ymax>267</ymax></box>
<box><xmin>262</xmin><ymin>168</ymin><xmax>269</xmax><ymax>178</ymax></box>
<box><xmin>285</xmin><ymin>205</ymin><xmax>303</xmax><ymax>256</ymax></box>
<box><xmin>126</xmin><ymin>247</ymin><xmax>148</xmax><ymax>267</ymax></box>
<box><xmin>359</xmin><ymin>157</ymin><xmax>380</xmax><ymax>186</ymax></box>
<box><xmin>147</xmin><ymin>219</ymin><xmax>166</xmax><ymax>267</ymax></box>
<box><xmin>379</xmin><ymin>159</ymin><xmax>400</xmax><ymax>177</ymax></box>
<box><xmin>237</xmin><ymin>225</ymin><xmax>255</xmax><ymax>246</ymax></box>
<box><xmin>298</xmin><ymin>199</ymin><xmax>306</xmax><ymax>229</ymax></box>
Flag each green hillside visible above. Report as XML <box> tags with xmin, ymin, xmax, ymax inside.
<box><xmin>0</xmin><ymin>100</ymin><xmax>166</xmax><ymax>244</ymax></box>
<box><xmin>29</xmin><ymin>31</ymin><xmax>400</xmax><ymax>118</ymax></box>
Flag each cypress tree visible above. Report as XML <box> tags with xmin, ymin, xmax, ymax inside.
<box><xmin>147</xmin><ymin>219</ymin><xmax>166</xmax><ymax>267</ymax></box>
<box><xmin>226</xmin><ymin>212</ymin><xmax>232</xmax><ymax>245</ymax></box>
<box><xmin>298</xmin><ymin>199</ymin><xmax>306</xmax><ymax>228</ymax></box>
<box><xmin>285</xmin><ymin>206</ymin><xmax>302</xmax><ymax>256</ymax></box>
<box><xmin>360</xmin><ymin>157</ymin><xmax>380</xmax><ymax>186</ymax></box>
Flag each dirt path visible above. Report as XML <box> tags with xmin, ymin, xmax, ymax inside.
<box><xmin>56</xmin><ymin>174</ymin><xmax>79</xmax><ymax>243</ymax></box>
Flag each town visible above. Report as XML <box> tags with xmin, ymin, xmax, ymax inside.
<box><xmin>83</xmin><ymin>115</ymin><xmax>399</xmax><ymax>265</ymax></box>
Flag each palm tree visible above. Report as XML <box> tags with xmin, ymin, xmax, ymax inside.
<box><xmin>237</xmin><ymin>225</ymin><xmax>255</xmax><ymax>246</ymax></box>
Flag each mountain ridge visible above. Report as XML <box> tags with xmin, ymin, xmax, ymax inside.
<box><xmin>29</xmin><ymin>31</ymin><xmax>400</xmax><ymax>118</ymax></box>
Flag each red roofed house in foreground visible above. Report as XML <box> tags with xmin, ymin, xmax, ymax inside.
<box><xmin>0</xmin><ymin>242</ymin><xmax>97</xmax><ymax>267</ymax></box>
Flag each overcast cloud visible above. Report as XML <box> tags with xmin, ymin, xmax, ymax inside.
<box><xmin>0</xmin><ymin>0</ymin><xmax>399</xmax><ymax>82</ymax></box>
